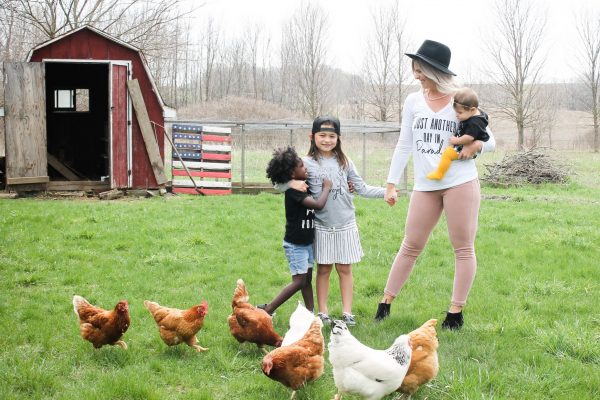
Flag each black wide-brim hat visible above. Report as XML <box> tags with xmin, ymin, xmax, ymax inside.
<box><xmin>406</xmin><ymin>40</ymin><xmax>456</xmax><ymax>76</ymax></box>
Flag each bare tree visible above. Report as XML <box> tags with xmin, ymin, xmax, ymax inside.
<box><xmin>361</xmin><ymin>3</ymin><xmax>398</xmax><ymax>121</ymax></box>
<box><xmin>394</xmin><ymin>9</ymin><xmax>411</xmax><ymax>123</ymax></box>
<box><xmin>487</xmin><ymin>0</ymin><xmax>547</xmax><ymax>149</ymax></box>
<box><xmin>0</xmin><ymin>6</ymin><xmax>35</xmax><ymax>104</ymax></box>
<box><xmin>575</xmin><ymin>9</ymin><xmax>600</xmax><ymax>153</ymax></box>
<box><xmin>259</xmin><ymin>36</ymin><xmax>274</xmax><ymax>102</ymax></box>
<box><xmin>284</xmin><ymin>2</ymin><xmax>331</xmax><ymax>118</ymax></box>
<box><xmin>245</xmin><ymin>25</ymin><xmax>262</xmax><ymax>99</ymax></box>
<box><xmin>528</xmin><ymin>84</ymin><xmax>560</xmax><ymax>148</ymax></box>
<box><xmin>3</xmin><ymin>0</ymin><xmax>195</xmax><ymax>48</ymax></box>
<box><xmin>217</xmin><ymin>36</ymin><xmax>246</xmax><ymax>98</ymax></box>
<box><xmin>201</xmin><ymin>18</ymin><xmax>219</xmax><ymax>102</ymax></box>
<box><xmin>278</xmin><ymin>29</ymin><xmax>294</xmax><ymax>108</ymax></box>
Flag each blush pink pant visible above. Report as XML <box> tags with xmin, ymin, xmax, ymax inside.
<box><xmin>384</xmin><ymin>179</ymin><xmax>481</xmax><ymax>307</ymax></box>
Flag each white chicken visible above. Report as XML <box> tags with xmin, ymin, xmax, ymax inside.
<box><xmin>328</xmin><ymin>320</ymin><xmax>412</xmax><ymax>400</ymax></box>
<box><xmin>281</xmin><ymin>302</ymin><xmax>315</xmax><ymax>346</ymax></box>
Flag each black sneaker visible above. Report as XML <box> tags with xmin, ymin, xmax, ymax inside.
<box><xmin>442</xmin><ymin>311</ymin><xmax>464</xmax><ymax>330</ymax></box>
<box><xmin>317</xmin><ymin>312</ymin><xmax>332</xmax><ymax>326</ymax></box>
<box><xmin>342</xmin><ymin>312</ymin><xmax>356</xmax><ymax>326</ymax></box>
<box><xmin>256</xmin><ymin>304</ymin><xmax>273</xmax><ymax>316</ymax></box>
<box><xmin>374</xmin><ymin>303</ymin><xmax>391</xmax><ymax>322</ymax></box>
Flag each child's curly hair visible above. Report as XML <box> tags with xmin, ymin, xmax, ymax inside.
<box><xmin>266</xmin><ymin>146</ymin><xmax>301</xmax><ymax>185</ymax></box>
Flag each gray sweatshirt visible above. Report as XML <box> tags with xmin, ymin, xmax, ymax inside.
<box><xmin>303</xmin><ymin>155</ymin><xmax>385</xmax><ymax>228</ymax></box>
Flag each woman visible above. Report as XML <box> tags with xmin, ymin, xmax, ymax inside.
<box><xmin>374</xmin><ymin>40</ymin><xmax>495</xmax><ymax>329</ymax></box>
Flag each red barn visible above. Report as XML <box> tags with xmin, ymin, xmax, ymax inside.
<box><xmin>4</xmin><ymin>25</ymin><xmax>173</xmax><ymax>191</ymax></box>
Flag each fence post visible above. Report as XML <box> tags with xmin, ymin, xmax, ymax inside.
<box><xmin>290</xmin><ymin>129</ymin><xmax>293</xmax><ymax>147</ymax></box>
<box><xmin>241</xmin><ymin>124</ymin><xmax>246</xmax><ymax>189</ymax></box>
<box><xmin>362</xmin><ymin>131</ymin><xmax>367</xmax><ymax>179</ymax></box>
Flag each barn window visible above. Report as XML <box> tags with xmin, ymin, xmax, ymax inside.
<box><xmin>53</xmin><ymin>88</ymin><xmax>89</xmax><ymax>112</ymax></box>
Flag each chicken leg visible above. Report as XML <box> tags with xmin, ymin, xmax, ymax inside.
<box><xmin>115</xmin><ymin>340</ymin><xmax>128</xmax><ymax>349</ymax></box>
<box><xmin>186</xmin><ymin>335</ymin><xmax>208</xmax><ymax>352</ymax></box>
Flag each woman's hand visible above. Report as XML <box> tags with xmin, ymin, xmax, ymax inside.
<box><xmin>459</xmin><ymin>140</ymin><xmax>483</xmax><ymax>159</ymax></box>
<box><xmin>384</xmin><ymin>183</ymin><xmax>397</xmax><ymax>206</ymax></box>
<box><xmin>289</xmin><ymin>179</ymin><xmax>308</xmax><ymax>192</ymax></box>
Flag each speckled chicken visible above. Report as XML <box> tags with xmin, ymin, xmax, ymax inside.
<box><xmin>328</xmin><ymin>320</ymin><xmax>412</xmax><ymax>400</ymax></box>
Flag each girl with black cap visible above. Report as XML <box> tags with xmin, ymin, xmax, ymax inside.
<box><xmin>374</xmin><ymin>40</ymin><xmax>496</xmax><ymax>329</ymax></box>
<box><xmin>283</xmin><ymin>116</ymin><xmax>385</xmax><ymax>326</ymax></box>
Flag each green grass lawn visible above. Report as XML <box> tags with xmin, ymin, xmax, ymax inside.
<box><xmin>1</xmin><ymin>153</ymin><xmax>600</xmax><ymax>399</ymax></box>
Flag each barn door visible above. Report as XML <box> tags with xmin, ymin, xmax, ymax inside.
<box><xmin>4</xmin><ymin>62</ymin><xmax>49</xmax><ymax>187</ymax></box>
<box><xmin>110</xmin><ymin>63</ymin><xmax>130</xmax><ymax>188</ymax></box>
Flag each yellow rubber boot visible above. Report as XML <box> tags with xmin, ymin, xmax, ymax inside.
<box><xmin>427</xmin><ymin>147</ymin><xmax>459</xmax><ymax>180</ymax></box>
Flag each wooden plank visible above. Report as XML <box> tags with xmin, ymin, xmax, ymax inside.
<box><xmin>112</xmin><ymin>64</ymin><xmax>129</xmax><ymax>188</ymax></box>
<box><xmin>172</xmin><ymin>124</ymin><xmax>203</xmax><ymax>133</ymax></box>
<box><xmin>47</xmin><ymin>181</ymin><xmax>110</xmax><ymax>191</ymax></box>
<box><xmin>202</xmin><ymin>144</ymin><xmax>231</xmax><ymax>152</ymax></box>
<box><xmin>173</xmin><ymin>187</ymin><xmax>231</xmax><ymax>196</ymax></box>
<box><xmin>0</xmin><ymin>116</ymin><xmax>5</xmax><ymax>157</ymax></box>
<box><xmin>47</xmin><ymin>153</ymin><xmax>79</xmax><ymax>180</ymax></box>
<box><xmin>4</xmin><ymin>62</ymin><xmax>48</xmax><ymax>182</ymax></box>
<box><xmin>7</xmin><ymin>176</ymin><xmax>49</xmax><ymax>185</ymax></box>
<box><xmin>202</xmin><ymin>134</ymin><xmax>231</xmax><ymax>143</ymax></box>
<box><xmin>201</xmin><ymin>153</ymin><xmax>231</xmax><ymax>161</ymax></box>
<box><xmin>172</xmin><ymin>179</ymin><xmax>232</xmax><ymax>188</ymax></box>
<box><xmin>172</xmin><ymin>170</ymin><xmax>232</xmax><ymax>178</ymax></box>
<box><xmin>173</xmin><ymin>133</ymin><xmax>202</xmax><ymax>140</ymax></box>
<box><xmin>172</xmin><ymin>160</ymin><xmax>231</xmax><ymax>170</ymax></box>
<box><xmin>126</xmin><ymin>79</ymin><xmax>167</xmax><ymax>185</ymax></box>
<box><xmin>98</xmin><ymin>188</ymin><xmax>124</xmax><ymax>200</ymax></box>
<box><xmin>200</xmin><ymin>126</ymin><xmax>232</xmax><ymax>134</ymax></box>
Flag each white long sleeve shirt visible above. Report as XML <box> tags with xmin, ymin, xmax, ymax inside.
<box><xmin>387</xmin><ymin>91</ymin><xmax>496</xmax><ymax>191</ymax></box>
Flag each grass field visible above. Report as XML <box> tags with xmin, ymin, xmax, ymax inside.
<box><xmin>1</xmin><ymin>152</ymin><xmax>600</xmax><ymax>399</ymax></box>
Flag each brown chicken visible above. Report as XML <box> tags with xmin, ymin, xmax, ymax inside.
<box><xmin>262</xmin><ymin>318</ymin><xmax>325</xmax><ymax>399</ymax></box>
<box><xmin>144</xmin><ymin>299</ymin><xmax>209</xmax><ymax>352</ymax></box>
<box><xmin>72</xmin><ymin>295</ymin><xmax>130</xmax><ymax>349</ymax></box>
<box><xmin>398</xmin><ymin>318</ymin><xmax>439</xmax><ymax>395</ymax></box>
<box><xmin>228</xmin><ymin>279</ymin><xmax>283</xmax><ymax>352</ymax></box>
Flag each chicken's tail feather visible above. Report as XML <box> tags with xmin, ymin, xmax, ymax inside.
<box><xmin>72</xmin><ymin>295</ymin><xmax>90</xmax><ymax>316</ymax></box>
<box><xmin>232</xmin><ymin>279</ymin><xmax>249</xmax><ymax>307</ymax></box>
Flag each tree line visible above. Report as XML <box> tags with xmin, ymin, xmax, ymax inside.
<box><xmin>1</xmin><ymin>0</ymin><xmax>599</xmax><ymax>151</ymax></box>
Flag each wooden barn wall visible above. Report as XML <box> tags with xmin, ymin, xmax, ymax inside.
<box><xmin>0</xmin><ymin>116</ymin><xmax>5</xmax><ymax>158</ymax></box>
<box><xmin>29</xmin><ymin>29</ymin><xmax>165</xmax><ymax>188</ymax></box>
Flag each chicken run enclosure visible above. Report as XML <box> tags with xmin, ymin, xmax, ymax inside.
<box><xmin>164</xmin><ymin>120</ymin><xmax>406</xmax><ymax>193</ymax></box>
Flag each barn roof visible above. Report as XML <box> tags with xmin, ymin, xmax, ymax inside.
<box><xmin>26</xmin><ymin>25</ymin><xmax>175</xmax><ymax>118</ymax></box>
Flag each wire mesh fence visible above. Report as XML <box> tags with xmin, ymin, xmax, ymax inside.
<box><xmin>165</xmin><ymin>120</ymin><xmax>408</xmax><ymax>191</ymax></box>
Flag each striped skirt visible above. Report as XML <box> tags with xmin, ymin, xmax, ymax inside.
<box><xmin>314</xmin><ymin>221</ymin><xmax>363</xmax><ymax>264</ymax></box>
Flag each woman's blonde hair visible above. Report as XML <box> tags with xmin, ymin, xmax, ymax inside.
<box><xmin>413</xmin><ymin>60</ymin><xmax>461</xmax><ymax>95</ymax></box>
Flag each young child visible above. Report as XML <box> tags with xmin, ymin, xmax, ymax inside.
<box><xmin>258</xmin><ymin>147</ymin><xmax>332</xmax><ymax>316</ymax></box>
<box><xmin>283</xmin><ymin>116</ymin><xmax>385</xmax><ymax>326</ymax></box>
<box><xmin>427</xmin><ymin>87</ymin><xmax>490</xmax><ymax>180</ymax></box>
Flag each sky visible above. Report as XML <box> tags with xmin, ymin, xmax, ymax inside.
<box><xmin>193</xmin><ymin>0</ymin><xmax>600</xmax><ymax>83</ymax></box>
